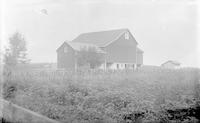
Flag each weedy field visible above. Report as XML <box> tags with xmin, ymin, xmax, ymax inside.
<box><xmin>2</xmin><ymin>67</ymin><xmax>200</xmax><ymax>123</ymax></box>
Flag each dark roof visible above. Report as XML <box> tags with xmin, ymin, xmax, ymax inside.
<box><xmin>72</xmin><ymin>28</ymin><xmax>137</xmax><ymax>47</ymax></box>
<box><xmin>56</xmin><ymin>41</ymin><xmax>105</xmax><ymax>53</ymax></box>
<box><xmin>67</xmin><ymin>41</ymin><xmax>106</xmax><ymax>53</ymax></box>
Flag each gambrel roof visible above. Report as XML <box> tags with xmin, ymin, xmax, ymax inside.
<box><xmin>72</xmin><ymin>28</ymin><xmax>138</xmax><ymax>47</ymax></box>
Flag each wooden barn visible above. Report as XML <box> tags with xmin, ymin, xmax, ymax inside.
<box><xmin>57</xmin><ymin>28</ymin><xmax>143</xmax><ymax>70</ymax></box>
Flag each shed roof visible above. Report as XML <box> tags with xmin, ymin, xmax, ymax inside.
<box><xmin>162</xmin><ymin>60</ymin><xmax>181</xmax><ymax>66</ymax></box>
<box><xmin>72</xmin><ymin>28</ymin><xmax>137</xmax><ymax>47</ymax></box>
<box><xmin>66</xmin><ymin>41</ymin><xmax>106</xmax><ymax>53</ymax></box>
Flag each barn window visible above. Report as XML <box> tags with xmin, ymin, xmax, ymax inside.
<box><xmin>125</xmin><ymin>32</ymin><xmax>129</xmax><ymax>40</ymax></box>
<box><xmin>64</xmin><ymin>47</ymin><xmax>68</xmax><ymax>53</ymax></box>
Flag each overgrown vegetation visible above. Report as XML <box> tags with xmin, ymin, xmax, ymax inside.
<box><xmin>2</xmin><ymin>67</ymin><xmax>200</xmax><ymax>123</ymax></box>
<box><xmin>77</xmin><ymin>47</ymin><xmax>104</xmax><ymax>69</ymax></box>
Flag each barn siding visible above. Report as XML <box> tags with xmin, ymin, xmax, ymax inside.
<box><xmin>57</xmin><ymin>43</ymin><xmax>75</xmax><ymax>70</ymax></box>
<box><xmin>104</xmin><ymin>32</ymin><xmax>137</xmax><ymax>63</ymax></box>
<box><xmin>137</xmin><ymin>52</ymin><xmax>143</xmax><ymax>65</ymax></box>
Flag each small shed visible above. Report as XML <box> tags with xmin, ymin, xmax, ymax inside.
<box><xmin>161</xmin><ymin>60</ymin><xmax>181</xmax><ymax>69</ymax></box>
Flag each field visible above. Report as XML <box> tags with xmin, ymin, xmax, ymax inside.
<box><xmin>2</xmin><ymin>67</ymin><xmax>200</xmax><ymax>123</ymax></box>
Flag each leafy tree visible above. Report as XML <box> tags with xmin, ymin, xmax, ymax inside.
<box><xmin>77</xmin><ymin>47</ymin><xmax>104</xmax><ymax>69</ymax></box>
<box><xmin>4</xmin><ymin>32</ymin><xmax>30</xmax><ymax>66</ymax></box>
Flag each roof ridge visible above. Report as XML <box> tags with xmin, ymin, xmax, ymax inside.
<box><xmin>162</xmin><ymin>60</ymin><xmax>181</xmax><ymax>65</ymax></box>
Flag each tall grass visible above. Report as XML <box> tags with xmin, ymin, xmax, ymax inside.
<box><xmin>2</xmin><ymin>67</ymin><xmax>200</xmax><ymax>122</ymax></box>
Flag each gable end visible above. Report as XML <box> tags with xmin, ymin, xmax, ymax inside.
<box><xmin>103</xmin><ymin>30</ymin><xmax>138</xmax><ymax>47</ymax></box>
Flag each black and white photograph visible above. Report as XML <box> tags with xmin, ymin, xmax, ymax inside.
<box><xmin>0</xmin><ymin>0</ymin><xmax>200</xmax><ymax>122</ymax></box>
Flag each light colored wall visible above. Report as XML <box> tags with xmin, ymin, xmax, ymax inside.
<box><xmin>137</xmin><ymin>52</ymin><xmax>143</xmax><ymax>65</ymax></box>
<box><xmin>99</xmin><ymin>62</ymin><xmax>135</xmax><ymax>70</ymax></box>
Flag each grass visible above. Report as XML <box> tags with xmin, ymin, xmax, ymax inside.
<box><xmin>2</xmin><ymin>67</ymin><xmax>200</xmax><ymax>123</ymax></box>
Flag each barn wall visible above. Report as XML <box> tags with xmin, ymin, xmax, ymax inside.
<box><xmin>57</xmin><ymin>43</ymin><xmax>75</xmax><ymax>70</ymax></box>
<box><xmin>137</xmin><ymin>52</ymin><xmax>143</xmax><ymax>65</ymax></box>
<box><xmin>104</xmin><ymin>32</ymin><xmax>137</xmax><ymax>63</ymax></box>
<box><xmin>108</xmin><ymin>63</ymin><xmax>134</xmax><ymax>70</ymax></box>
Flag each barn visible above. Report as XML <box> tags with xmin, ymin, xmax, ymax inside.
<box><xmin>57</xmin><ymin>28</ymin><xmax>143</xmax><ymax>70</ymax></box>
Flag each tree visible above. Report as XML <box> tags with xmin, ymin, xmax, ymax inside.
<box><xmin>77</xmin><ymin>47</ymin><xmax>104</xmax><ymax>69</ymax></box>
<box><xmin>4</xmin><ymin>32</ymin><xmax>30</xmax><ymax>66</ymax></box>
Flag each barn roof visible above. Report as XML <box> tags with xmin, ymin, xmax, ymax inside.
<box><xmin>72</xmin><ymin>28</ymin><xmax>137</xmax><ymax>47</ymax></box>
<box><xmin>66</xmin><ymin>41</ymin><xmax>106</xmax><ymax>53</ymax></box>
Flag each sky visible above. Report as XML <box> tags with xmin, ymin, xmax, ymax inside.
<box><xmin>1</xmin><ymin>0</ymin><xmax>200</xmax><ymax>67</ymax></box>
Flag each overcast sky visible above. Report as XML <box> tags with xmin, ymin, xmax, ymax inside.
<box><xmin>1</xmin><ymin>0</ymin><xmax>200</xmax><ymax>67</ymax></box>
